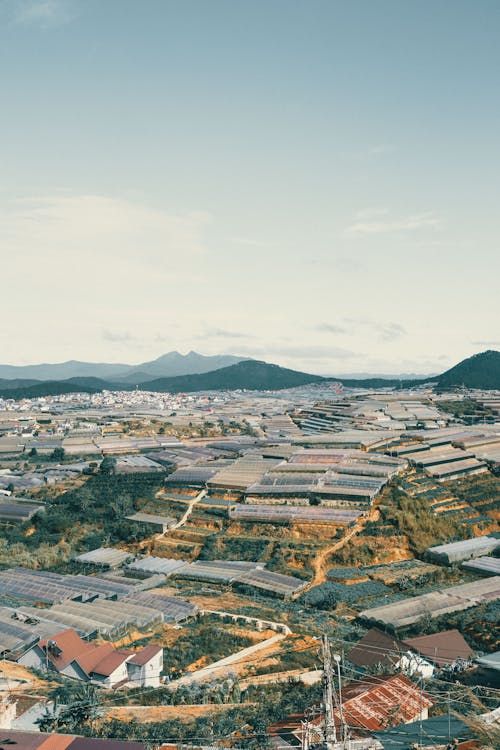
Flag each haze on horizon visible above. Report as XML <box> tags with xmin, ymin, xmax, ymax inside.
<box><xmin>1</xmin><ymin>0</ymin><xmax>499</xmax><ymax>376</ymax></box>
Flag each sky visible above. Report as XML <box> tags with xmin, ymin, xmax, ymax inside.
<box><xmin>1</xmin><ymin>0</ymin><xmax>499</xmax><ymax>376</ymax></box>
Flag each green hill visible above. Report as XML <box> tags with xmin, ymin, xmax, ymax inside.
<box><xmin>139</xmin><ymin>359</ymin><xmax>325</xmax><ymax>392</ymax></box>
<box><xmin>436</xmin><ymin>350</ymin><xmax>500</xmax><ymax>390</ymax></box>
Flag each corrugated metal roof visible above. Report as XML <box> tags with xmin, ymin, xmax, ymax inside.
<box><xmin>74</xmin><ymin>548</ymin><xmax>132</xmax><ymax>567</ymax></box>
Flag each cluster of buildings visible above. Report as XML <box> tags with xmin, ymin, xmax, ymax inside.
<box><xmin>0</xmin><ymin>385</ymin><xmax>498</xmax><ymax>748</ymax></box>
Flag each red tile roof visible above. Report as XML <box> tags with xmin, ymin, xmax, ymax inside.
<box><xmin>0</xmin><ymin>731</ymin><xmax>53</xmax><ymax>750</ymax></box>
<box><xmin>89</xmin><ymin>649</ymin><xmax>131</xmax><ymax>678</ymax></box>
<box><xmin>69</xmin><ymin>739</ymin><xmax>145</xmax><ymax>750</ymax></box>
<box><xmin>339</xmin><ymin>674</ymin><xmax>433</xmax><ymax>732</ymax></box>
<box><xmin>75</xmin><ymin>643</ymin><xmax>116</xmax><ymax>676</ymax></box>
<box><xmin>40</xmin><ymin>735</ymin><xmax>76</xmax><ymax>750</ymax></box>
<box><xmin>38</xmin><ymin>628</ymin><xmax>95</xmax><ymax>670</ymax></box>
<box><xmin>267</xmin><ymin>675</ymin><xmax>434</xmax><ymax>742</ymax></box>
<box><xmin>128</xmin><ymin>644</ymin><xmax>162</xmax><ymax>666</ymax></box>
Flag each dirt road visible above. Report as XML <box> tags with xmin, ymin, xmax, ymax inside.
<box><xmin>294</xmin><ymin>502</ymin><xmax>380</xmax><ymax>596</ymax></box>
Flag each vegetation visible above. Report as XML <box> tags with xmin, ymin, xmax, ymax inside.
<box><xmin>379</xmin><ymin>484</ymin><xmax>465</xmax><ymax>553</ymax></box>
<box><xmin>159</xmin><ymin>622</ymin><xmax>255</xmax><ymax>678</ymax></box>
<box><xmin>0</xmin><ymin>472</ymin><xmax>166</xmax><ymax>568</ymax></box>
<box><xmin>445</xmin><ymin>474</ymin><xmax>500</xmax><ymax>515</ymax></box>
<box><xmin>438</xmin><ymin>398</ymin><xmax>497</xmax><ymax>422</ymax></box>
<box><xmin>93</xmin><ymin>680</ymin><xmax>323</xmax><ymax>748</ymax></box>
<box><xmin>299</xmin><ymin>579</ymin><xmax>390</xmax><ymax>610</ymax></box>
<box><xmin>36</xmin><ymin>684</ymin><xmax>101</xmax><ymax>733</ymax></box>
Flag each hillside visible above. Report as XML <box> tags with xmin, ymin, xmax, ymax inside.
<box><xmin>0</xmin><ymin>378</ymin><xmax>40</xmax><ymax>390</ymax></box>
<box><xmin>0</xmin><ymin>380</ymin><xmax>102</xmax><ymax>399</ymax></box>
<box><xmin>0</xmin><ymin>351</ymin><xmax>498</xmax><ymax>399</ymax></box>
<box><xmin>139</xmin><ymin>359</ymin><xmax>325</xmax><ymax>393</ymax></box>
<box><xmin>0</xmin><ymin>359</ymin><xmax>130</xmax><ymax>381</ymax></box>
<box><xmin>0</xmin><ymin>360</ymin><xmax>324</xmax><ymax>399</ymax></box>
<box><xmin>436</xmin><ymin>350</ymin><xmax>500</xmax><ymax>390</ymax></box>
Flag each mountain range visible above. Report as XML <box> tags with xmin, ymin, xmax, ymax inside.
<box><xmin>0</xmin><ymin>350</ymin><xmax>498</xmax><ymax>399</ymax></box>
<box><xmin>0</xmin><ymin>351</ymin><xmax>243</xmax><ymax>382</ymax></box>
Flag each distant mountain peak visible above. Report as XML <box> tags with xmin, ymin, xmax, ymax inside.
<box><xmin>0</xmin><ymin>350</ymin><xmax>245</xmax><ymax>382</ymax></box>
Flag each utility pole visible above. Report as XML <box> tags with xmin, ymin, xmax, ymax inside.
<box><xmin>334</xmin><ymin>653</ymin><xmax>348</xmax><ymax>748</ymax></box>
<box><xmin>321</xmin><ymin>633</ymin><xmax>337</xmax><ymax>750</ymax></box>
<box><xmin>301</xmin><ymin>719</ymin><xmax>310</xmax><ymax>750</ymax></box>
<box><xmin>419</xmin><ymin>677</ymin><xmax>423</xmax><ymax>749</ymax></box>
<box><xmin>447</xmin><ymin>690</ymin><xmax>451</xmax><ymax>744</ymax></box>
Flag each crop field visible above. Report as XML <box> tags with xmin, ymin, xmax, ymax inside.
<box><xmin>299</xmin><ymin>579</ymin><xmax>391</xmax><ymax>609</ymax></box>
<box><xmin>364</xmin><ymin>559</ymin><xmax>442</xmax><ymax>586</ymax></box>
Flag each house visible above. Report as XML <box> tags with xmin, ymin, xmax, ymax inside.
<box><xmin>126</xmin><ymin>644</ymin><xmax>165</xmax><ymax>688</ymax></box>
<box><xmin>267</xmin><ymin>674</ymin><xmax>433</xmax><ymax>746</ymax></box>
<box><xmin>338</xmin><ymin>674</ymin><xmax>433</xmax><ymax>733</ymax></box>
<box><xmin>347</xmin><ymin>628</ymin><xmax>408</xmax><ymax>671</ymax></box>
<box><xmin>0</xmin><ymin>731</ymin><xmax>146</xmax><ymax>750</ymax></box>
<box><xmin>17</xmin><ymin>628</ymin><xmax>163</xmax><ymax>689</ymax></box>
<box><xmin>401</xmin><ymin>629</ymin><xmax>474</xmax><ymax>677</ymax></box>
<box><xmin>0</xmin><ymin>696</ymin><xmax>16</xmax><ymax>729</ymax></box>
<box><xmin>348</xmin><ymin>627</ymin><xmax>474</xmax><ymax>678</ymax></box>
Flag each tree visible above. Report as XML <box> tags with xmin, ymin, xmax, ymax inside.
<box><xmin>36</xmin><ymin>705</ymin><xmax>59</xmax><ymax>732</ymax></box>
<box><xmin>51</xmin><ymin>447</ymin><xmax>65</xmax><ymax>461</ymax></box>
<box><xmin>36</xmin><ymin>684</ymin><xmax>101</xmax><ymax>734</ymax></box>
<box><xmin>29</xmin><ymin>447</ymin><xmax>38</xmax><ymax>458</ymax></box>
<box><xmin>100</xmin><ymin>456</ymin><xmax>117</xmax><ymax>475</ymax></box>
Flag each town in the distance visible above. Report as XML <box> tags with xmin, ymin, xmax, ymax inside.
<box><xmin>0</xmin><ymin>349</ymin><xmax>498</xmax><ymax>750</ymax></box>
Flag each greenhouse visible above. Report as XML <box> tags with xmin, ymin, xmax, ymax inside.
<box><xmin>359</xmin><ymin>576</ymin><xmax>500</xmax><ymax>627</ymax></box>
<box><xmin>74</xmin><ymin>547</ymin><xmax>133</xmax><ymax>568</ymax></box>
<box><xmin>128</xmin><ymin>556</ymin><xmax>188</xmax><ymax>576</ymax></box>
<box><xmin>427</xmin><ymin>535</ymin><xmax>500</xmax><ymax>564</ymax></box>
<box><xmin>462</xmin><ymin>556</ymin><xmax>500</xmax><ymax>576</ymax></box>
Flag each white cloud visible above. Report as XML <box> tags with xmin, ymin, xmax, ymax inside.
<box><xmin>231</xmin><ymin>343</ymin><xmax>358</xmax><ymax>362</ymax></box>
<box><xmin>343</xmin><ymin>145</ymin><xmax>394</xmax><ymax>161</ymax></box>
<box><xmin>200</xmin><ymin>327</ymin><xmax>254</xmax><ymax>340</ymax></box>
<box><xmin>10</xmin><ymin>0</ymin><xmax>76</xmax><ymax>28</ymax></box>
<box><xmin>316</xmin><ymin>323</ymin><xmax>347</xmax><ymax>334</ymax></box>
<box><xmin>342</xmin><ymin>318</ymin><xmax>407</xmax><ymax>342</ymax></box>
<box><xmin>102</xmin><ymin>329</ymin><xmax>137</xmax><ymax>344</ymax></box>
<box><xmin>0</xmin><ymin>193</ymin><xmax>211</xmax><ymax>356</ymax></box>
<box><xmin>1</xmin><ymin>194</ymin><xmax>210</xmax><ymax>277</ymax></box>
<box><xmin>343</xmin><ymin>211</ymin><xmax>441</xmax><ymax>237</ymax></box>
<box><xmin>229</xmin><ymin>236</ymin><xmax>273</xmax><ymax>249</ymax></box>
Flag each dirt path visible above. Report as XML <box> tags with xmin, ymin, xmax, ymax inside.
<box><xmin>143</xmin><ymin>488</ymin><xmax>207</xmax><ymax>554</ymax></box>
<box><xmin>171</xmin><ymin>488</ymin><xmax>206</xmax><ymax>529</ymax></box>
<box><xmin>294</xmin><ymin>502</ymin><xmax>380</xmax><ymax>596</ymax></box>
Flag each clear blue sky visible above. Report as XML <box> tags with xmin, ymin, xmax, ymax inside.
<box><xmin>1</xmin><ymin>0</ymin><xmax>499</xmax><ymax>374</ymax></box>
